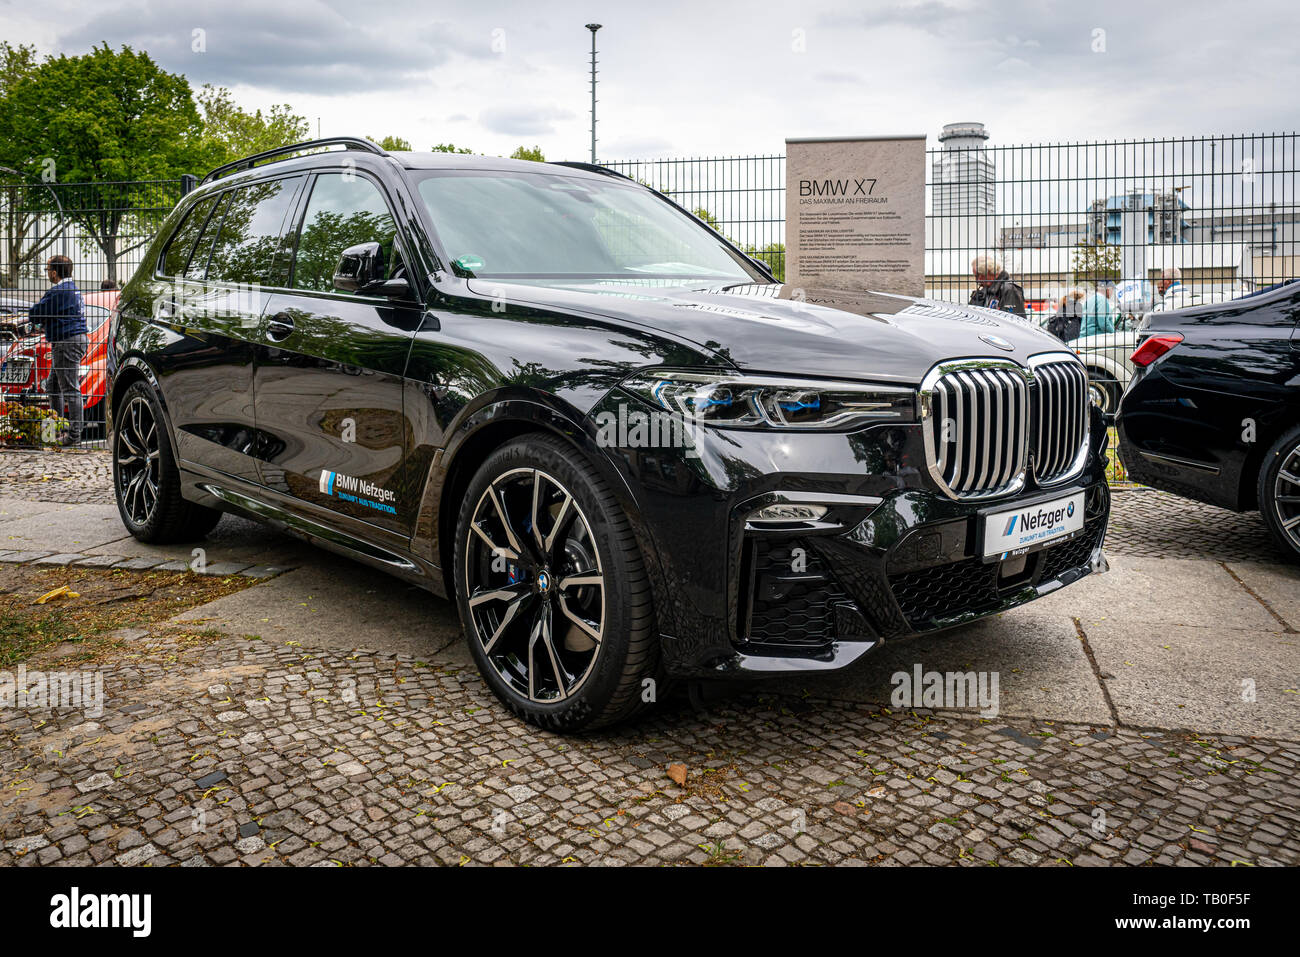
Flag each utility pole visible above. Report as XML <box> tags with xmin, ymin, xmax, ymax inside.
<box><xmin>585</xmin><ymin>24</ymin><xmax>601</xmax><ymax>164</ymax></box>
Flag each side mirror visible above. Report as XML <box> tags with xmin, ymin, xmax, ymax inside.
<box><xmin>363</xmin><ymin>277</ymin><xmax>415</xmax><ymax>301</ymax></box>
<box><xmin>333</xmin><ymin>242</ymin><xmax>383</xmax><ymax>293</ymax></box>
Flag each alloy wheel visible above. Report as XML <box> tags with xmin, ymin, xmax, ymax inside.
<box><xmin>1272</xmin><ymin>440</ymin><xmax>1300</xmax><ymax>552</ymax></box>
<box><xmin>115</xmin><ymin>395</ymin><xmax>161</xmax><ymax>525</ymax></box>
<box><xmin>464</xmin><ymin>467</ymin><xmax>606</xmax><ymax>703</ymax></box>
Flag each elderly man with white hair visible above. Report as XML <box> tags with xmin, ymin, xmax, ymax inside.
<box><xmin>967</xmin><ymin>252</ymin><xmax>1027</xmax><ymax>317</ymax></box>
<box><xmin>1151</xmin><ymin>266</ymin><xmax>1199</xmax><ymax>312</ymax></box>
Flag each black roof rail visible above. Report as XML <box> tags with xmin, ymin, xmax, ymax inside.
<box><xmin>199</xmin><ymin>136</ymin><xmax>387</xmax><ymax>186</ymax></box>
<box><xmin>549</xmin><ymin>160</ymin><xmax>637</xmax><ymax>182</ymax></box>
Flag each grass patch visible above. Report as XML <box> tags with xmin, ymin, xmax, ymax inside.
<box><xmin>0</xmin><ymin>564</ymin><xmax>253</xmax><ymax>666</ymax></box>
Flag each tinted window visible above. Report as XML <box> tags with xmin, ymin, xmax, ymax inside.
<box><xmin>160</xmin><ymin>197</ymin><xmax>216</xmax><ymax>277</ymax></box>
<box><xmin>185</xmin><ymin>192</ymin><xmax>230</xmax><ymax>280</ymax></box>
<box><xmin>206</xmin><ymin>178</ymin><xmax>300</xmax><ymax>285</ymax></box>
<box><xmin>291</xmin><ymin>174</ymin><xmax>399</xmax><ymax>293</ymax></box>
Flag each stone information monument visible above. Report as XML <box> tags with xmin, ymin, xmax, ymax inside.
<box><xmin>785</xmin><ymin>134</ymin><xmax>926</xmax><ymax>297</ymax></box>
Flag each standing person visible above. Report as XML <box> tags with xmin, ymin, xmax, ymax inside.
<box><xmin>1152</xmin><ymin>266</ymin><xmax>1198</xmax><ymax>312</ymax></box>
<box><xmin>1080</xmin><ymin>281</ymin><xmax>1116</xmax><ymax>338</ymax></box>
<box><xmin>28</xmin><ymin>255</ymin><xmax>87</xmax><ymax>446</ymax></box>
<box><xmin>1047</xmin><ymin>289</ymin><xmax>1084</xmax><ymax>342</ymax></box>
<box><xmin>968</xmin><ymin>252</ymin><xmax>1028</xmax><ymax>317</ymax></box>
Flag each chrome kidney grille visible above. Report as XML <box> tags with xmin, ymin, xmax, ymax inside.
<box><xmin>921</xmin><ymin>354</ymin><xmax>1089</xmax><ymax>500</ymax></box>
<box><xmin>1031</xmin><ymin>359</ymin><xmax>1090</xmax><ymax>485</ymax></box>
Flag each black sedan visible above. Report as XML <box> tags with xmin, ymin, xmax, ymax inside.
<box><xmin>1117</xmin><ymin>280</ymin><xmax>1300</xmax><ymax>560</ymax></box>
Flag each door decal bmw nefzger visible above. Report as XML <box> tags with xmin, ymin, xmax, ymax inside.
<box><xmin>318</xmin><ymin>470</ymin><xmax>397</xmax><ymax>515</ymax></box>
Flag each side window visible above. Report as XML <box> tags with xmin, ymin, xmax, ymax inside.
<box><xmin>159</xmin><ymin>196</ymin><xmax>216</xmax><ymax>277</ymax></box>
<box><xmin>291</xmin><ymin>173</ymin><xmax>400</xmax><ymax>294</ymax></box>
<box><xmin>206</xmin><ymin>177</ymin><xmax>300</xmax><ymax>286</ymax></box>
<box><xmin>184</xmin><ymin>192</ymin><xmax>230</xmax><ymax>280</ymax></box>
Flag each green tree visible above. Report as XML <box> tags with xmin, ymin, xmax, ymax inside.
<box><xmin>0</xmin><ymin>41</ymin><xmax>38</xmax><ymax>96</ymax></box>
<box><xmin>0</xmin><ymin>44</ymin><xmax>204</xmax><ymax>281</ymax></box>
<box><xmin>1071</xmin><ymin>239</ymin><xmax>1121</xmax><ymax>285</ymax></box>
<box><xmin>751</xmin><ymin>242</ymin><xmax>785</xmax><ymax>282</ymax></box>
<box><xmin>0</xmin><ymin>42</ymin><xmax>55</xmax><ymax>287</ymax></box>
<box><xmin>509</xmin><ymin>145</ymin><xmax>545</xmax><ymax>162</ymax></box>
<box><xmin>198</xmin><ymin>84</ymin><xmax>309</xmax><ymax>168</ymax></box>
<box><xmin>692</xmin><ymin>207</ymin><xmax>722</xmax><ymax>231</ymax></box>
<box><xmin>369</xmin><ymin>134</ymin><xmax>412</xmax><ymax>151</ymax></box>
<box><xmin>431</xmin><ymin>143</ymin><xmax>474</xmax><ymax>154</ymax></box>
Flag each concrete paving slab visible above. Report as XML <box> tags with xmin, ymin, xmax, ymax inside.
<box><xmin>33</xmin><ymin>553</ymin><xmax>84</xmax><ymax>566</ymax></box>
<box><xmin>0</xmin><ymin>502</ymin><xmax>125</xmax><ymax>553</ymax></box>
<box><xmin>85</xmin><ymin>514</ymin><xmax>313</xmax><ymax>566</ymax></box>
<box><xmin>768</xmin><ymin>608</ymin><xmax>1113</xmax><ymax>726</ymax></box>
<box><xmin>1031</xmin><ymin>554</ymin><xmax>1277</xmax><ymax>630</ymax></box>
<box><xmin>0</xmin><ymin>498</ymin><xmax>67</xmax><ymax>524</ymax></box>
<box><xmin>171</xmin><ymin>549</ymin><xmax>461</xmax><ymax>659</ymax></box>
<box><xmin>1224</xmin><ymin>561</ymin><xmax>1300</xmax><ymax>632</ymax></box>
<box><xmin>1084</xmin><ymin>620</ymin><xmax>1300</xmax><ymax>738</ymax></box>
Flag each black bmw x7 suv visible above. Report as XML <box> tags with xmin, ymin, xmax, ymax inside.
<box><xmin>107</xmin><ymin>136</ymin><xmax>1111</xmax><ymax>730</ymax></box>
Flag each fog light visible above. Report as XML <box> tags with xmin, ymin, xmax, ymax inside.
<box><xmin>749</xmin><ymin>503</ymin><xmax>828</xmax><ymax>523</ymax></box>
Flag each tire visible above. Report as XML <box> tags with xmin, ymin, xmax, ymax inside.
<box><xmin>1257</xmin><ymin>423</ymin><xmax>1300</xmax><ymax>563</ymax></box>
<box><xmin>1086</xmin><ymin>369</ymin><xmax>1121</xmax><ymax>416</ymax></box>
<box><xmin>112</xmin><ymin>380</ymin><xmax>222</xmax><ymax>544</ymax></box>
<box><xmin>453</xmin><ymin>434</ymin><xmax>660</xmax><ymax>731</ymax></box>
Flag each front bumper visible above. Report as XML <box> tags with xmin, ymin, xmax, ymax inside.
<box><xmin>592</xmin><ymin>392</ymin><xmax>1112</xmax><ymax>678</ymax></box>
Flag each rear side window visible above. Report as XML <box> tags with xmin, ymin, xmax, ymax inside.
<box><xmin>205</xmin><ymin>177</ymin><xmax>301</xmax><ymax>286</ymax></box>
<box><xmin>291</xmin><ymin>173</ymin><xmax>400</xmax><ymax>293</ymax></box>
<box><xmin>185</xmin><ymin>192</ymin><xmax>230</xmax><ymax>280</ymax></box>
<box><xmin>159</xmin><ymin>197</ymin><xmax>216</xmax><ymax>277</ymax></box>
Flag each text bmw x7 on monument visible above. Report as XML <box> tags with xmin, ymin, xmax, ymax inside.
<box><xmin>107</xmin><ymin>137</ymin><xmax>1112</xmax><ymax>730</ymax></box>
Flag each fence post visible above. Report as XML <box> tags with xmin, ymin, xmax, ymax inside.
<box><xmin>180</xmin><ymin>174</ymin><xmax>197</xmax><ymax>197</ymax></box>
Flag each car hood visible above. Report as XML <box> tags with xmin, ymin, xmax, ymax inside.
<box><xmin>467</xmin><ymin>279</ymin><xmax>1069</xmax><ymax>383</ymax></box>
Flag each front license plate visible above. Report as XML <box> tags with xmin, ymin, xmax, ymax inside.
<box><xmin>982</xmin><ymin>491</ymin><xmax>1085</xmax><ymax>559</ymax></box>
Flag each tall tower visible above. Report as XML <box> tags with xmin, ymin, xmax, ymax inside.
<box><xmin>930</xmin><ymin>122</ymin><xmax>996</xmax><ymax>258</ymax></box>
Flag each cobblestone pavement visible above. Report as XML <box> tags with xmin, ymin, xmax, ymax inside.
<box><xmin>0</xmin><ymin>449</ymin><xmax>1290</xmax><ymax>561</ymax></box>
<box><xmin>0</xmin><ymin>450</ymin><xmax>111</xmax><ymax>505</ymax></box>
<box><xmin>1</xmin><ymin>449</ymin><xmax>1297</xmax><ymax>867</ymax></box>
<box><xmin>1</xmin><ymin>630</ymin><xmax>1296</xmax><ymax>867</ymax></box>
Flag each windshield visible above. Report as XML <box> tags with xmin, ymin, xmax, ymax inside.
<box><xmin>414</xmin><ymin>169</ymin><xmax>761</xmax><ymax>285</ymax></box>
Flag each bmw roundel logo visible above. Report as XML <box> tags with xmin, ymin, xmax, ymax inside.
<box><xmin>1067</xmin><ymin>502</ymin><xmax>1075</xmax><ymax>518</ymax></box>
<box><xmin>979</xmin><ymin>334</ymin><xmax>1015</xmax><ymax>352</ymax></box>
<box><xmin>537</xmin><ymin>570</ymin><xmax>551</xmax><ymax>592</ymax></box>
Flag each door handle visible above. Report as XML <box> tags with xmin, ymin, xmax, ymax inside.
<box><xmin>266</xmin><ymin>311</ymin><xmax>295</xmax><ymax>341</ymax></box>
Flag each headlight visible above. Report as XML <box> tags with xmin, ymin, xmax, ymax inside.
<box><xmin>621</xmin><ymin>370</ymin><xmax>915</xmax><ymax>430</ymax></box>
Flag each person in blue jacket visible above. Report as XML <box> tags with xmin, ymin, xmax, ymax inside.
<box><xmin>27</xmin><ymin>255</ymin><xmax>87</xmax><ymax>446</ymax></box>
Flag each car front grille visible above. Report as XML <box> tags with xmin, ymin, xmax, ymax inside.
<box><xmin>922</xmin><ymin>355</ymin><xmax>1089</xmax><ymax>499</ymax></box>
<box><xmin>1031</xmin><ymin>359</ymin><xmax>1090</xmax><ymax>485</ymax></box>
<box><xmin>924</xmin><ymin>364</ymin><xmax>1029</xmax><ymax>498</ymax></box>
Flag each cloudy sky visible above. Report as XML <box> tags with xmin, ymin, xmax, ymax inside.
<box><xmin>3</xmin><ymin>0</ymin><xmax>1297</xmax><ymax>160</ymax></box>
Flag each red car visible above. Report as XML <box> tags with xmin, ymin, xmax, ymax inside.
<box><xmin>0</xmin><ymin>290</ymin><xmax>117</xmax><ymax>431</ymax></box>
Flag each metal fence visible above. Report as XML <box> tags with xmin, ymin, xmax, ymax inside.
<box><xmin>605</xmin><ymin>131</ymin><xmax>1299</xmax><ymax>324</ymax></box>
<box><xmin>3</xmin><ymin>132</ymin><xmax>1296</xmax><ymax>456</ymax></box>
<box><xmin>0</xmin><ymin>178</ymin><xmax>183</xmax><ymax>451</ymax></box>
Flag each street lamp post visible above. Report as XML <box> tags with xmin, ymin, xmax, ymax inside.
<box><xmin>585</xmin><ymin>24</ymin><xmax>601</xmax><ymax>165</ymax></box>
